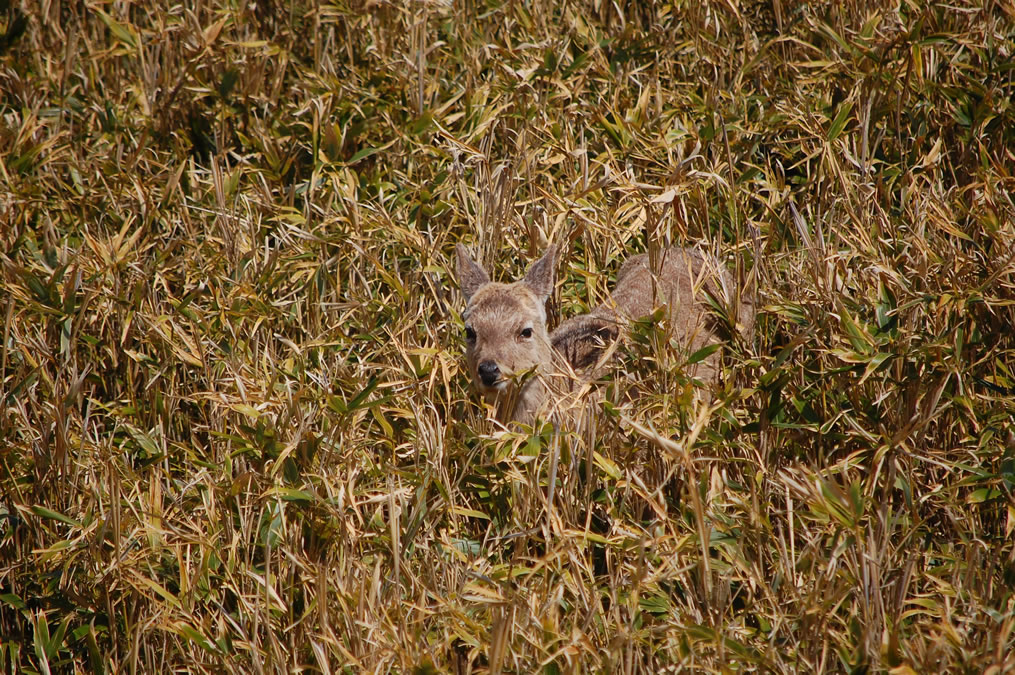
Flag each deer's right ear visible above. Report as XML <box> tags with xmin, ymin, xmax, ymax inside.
<box><xmin>456</xmin><ymin>244</ymin><xmax>490</xmax><ymax>302</ymax></box>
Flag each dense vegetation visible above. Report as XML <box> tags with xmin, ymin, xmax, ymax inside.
<box><xmin>2</xmin><ymin>0</ymin><xmax>1013</xmax><ymax>671</ymax></box>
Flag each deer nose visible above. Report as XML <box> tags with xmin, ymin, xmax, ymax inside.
<box><xmin>477</xmin><ymin>360</ymin><xmax>500</xmax><ymax>387</ymax></box>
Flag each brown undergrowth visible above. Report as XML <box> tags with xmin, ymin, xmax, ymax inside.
<box><xmin>1</xmin><ymin>0</ymin><xmax>1014</xmax><ymax>671</ymax></box>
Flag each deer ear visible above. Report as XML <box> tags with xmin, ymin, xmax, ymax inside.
<box><xmin>523</xmin><ymin>244</ymin><xmax>557</xmax><ymax>301</ymax></box>
<box><xmin>456</xmin><ymin>244</ymin><xmax>490</xmax><ymax>302</ymax></box>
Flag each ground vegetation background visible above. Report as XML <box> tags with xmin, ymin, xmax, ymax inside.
<box><xmin>1</xmin><ymin>0</ymin><xmax>1014</xmax><ymax>671</ymax></box>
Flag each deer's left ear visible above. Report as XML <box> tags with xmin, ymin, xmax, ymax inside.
<box><xmin>523</xmin><ymin>244</ymin><xmax>557</xmax><ymax>301</ymax></box>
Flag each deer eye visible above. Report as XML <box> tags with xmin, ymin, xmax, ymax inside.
<box><xmin>519</xmin><ymin>327</ymin><xmax>533</xmax><ymax>339</ymax></box>
<box><xmin>464</xmin><ymin>326</ymin><xmax>476</xmax><ymax>342</ymax></box>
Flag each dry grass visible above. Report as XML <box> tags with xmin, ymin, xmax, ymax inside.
<box><xmin>2</xmin><ymin>0</ymin><xmax>1014</xmax><ymax>671</ymax></box>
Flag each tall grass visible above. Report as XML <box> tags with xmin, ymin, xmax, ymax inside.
<box><xmin>1</xmin><ymin>0</ymin><xmax>1013</xmax><ymax>671</ymax></box>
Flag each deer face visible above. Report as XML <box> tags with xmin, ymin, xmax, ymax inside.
<box><xmin>456</xmin><ymin>244</ymin><xmax>556</xmax><ymax>411</ymax></box>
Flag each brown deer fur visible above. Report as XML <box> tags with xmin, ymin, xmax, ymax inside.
<box><xmin>456</xmin><ymin>244</ymin><xmax>754</xmax><ymax>424</ymax></box>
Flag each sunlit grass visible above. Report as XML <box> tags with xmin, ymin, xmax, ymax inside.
<box><xmin>1</xmin><ymin>0</ymin><xmax>1013</xmax><ymax>671</ymax></box>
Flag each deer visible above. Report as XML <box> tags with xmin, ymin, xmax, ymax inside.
<box><xmin>455</xmin><ymin>243</ymin><xmax>755</xmax><ymax>425</ymax></box>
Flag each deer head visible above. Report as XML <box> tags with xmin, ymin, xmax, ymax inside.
<box><xmin>456</xmin><ymin>244</ymin><xmax>558</xmax><ymax>423</ymax></box>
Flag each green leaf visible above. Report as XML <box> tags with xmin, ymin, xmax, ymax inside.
<box><xmin>818</xmin><ymin>21</ymin><xmax>850</xmax><ymax>51</ymax></box>
<box><xmin>857</xmin><ymin>352</ymin><xmax>893</xmax><ymax>385</ymax></box>
<box><xmin>593</xmin><ymin>451</ymin><xmax>622</xmax><ymax>480</ymax></box>
<box><xmin>449</xmin><ymin>505</ymin><xmax>490</xmax><ymax>520</ymax></box>
<box><xmin>860</xmin><ymin>13</ymin><xmax>881</xmax><ymax>40</ymax></box>
<box><xmin>346</xmin><ymin>377</ymin><xmax>378</xmax><ymax>412</ymax></box>
<box><xmin>128</xmin><ymin>427</ymin><xmax>161</xmax><ymax>457</ymax></box>
<box><xmin>85</xmin><ymin>624</ymin><xmax>105</xmax><ymax>674</ymax></box>
<box><xmin>33</xmin><ymin>611</ymin><xmax>52</xmax><ymax>673</ymax></box>
<box><xmin>175</xmin><ymin>623</ymin><xmax>219</xmax><ymax>654</ymax></box>
<box><xmin>578</xmin><ymin>531</ymin><xmax>610</xmax><ymax>545</ymax></box>
<box><xmin>30</xmin><ymin>505</ymin><xmax>81</xmax><ymax>527</ymax></box>
<box><xmin>838</xmin><ymin>303</ymin><xmax>873</xmax><ymax>355</ymax></box>
<box><xmin>267</xmin><ymin>487</ymin><xmax>314</xmax><ymax>503</ymax></box>
<box><xmin>737</xmin><ymin>166</ymin><xmax>762</xmax><ymax>184</ymax></box>
<box><xmin>688</xmin><ymin>343</ymin><xmax>721</xmax><ymax>364</ymax></box>
<box><xmin>347</xmin><ymin>146</ymin><xmax>382</xmax><ymax>164</ymax></box>
<box><xmin>49</xmin><ymin>614</ymin><xmax>72</xmax><ymax>660</ymax></box>
<box><xmin>134</xmin><ymin>575</ymin><xmax>181</xmax><ymax>610</ymax></box>
<box><xmin>94</xmin><ymin>10</ymin><xmax>137</xmax><ymax>49</ymax></box>
<box><xmin>21</xmin><ymin>269</ymin><xmax>48</xmax><ymax>303</ymax></box>
<box><xmin>967</xmin><ymin>488</ymin><xmax>1002</xmax><ymax>504</ymax></box>
<box><xmin>828</xmin><ymin>100</ymin><xmax>854</xmax><ymax>141</ymax></box>
<box><xmin>259</xmin><ymin>502</ymin><xmax>284</xmax><ymax>547</ymax></box>
<box><xmin>639</xmin><ymin>591</ymin><xmax>671</xmax><ymax>616</ymax></box>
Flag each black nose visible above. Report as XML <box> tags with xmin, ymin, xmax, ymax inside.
<box><xmin>478</xmin><ymin>360</ymin><xmax>500</xmax><ymax>387</ymax></box>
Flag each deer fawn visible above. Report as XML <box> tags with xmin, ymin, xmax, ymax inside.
<box><xmin>456</xmin><ymin>243</ymin><xmax>754</xmax><ymax>425</ymax></box>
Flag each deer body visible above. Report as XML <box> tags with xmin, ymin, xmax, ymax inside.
<box><xmin>456</xmin><ymin>244</ymin><xmax>753</xmax><ymax>424</ymax></box>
